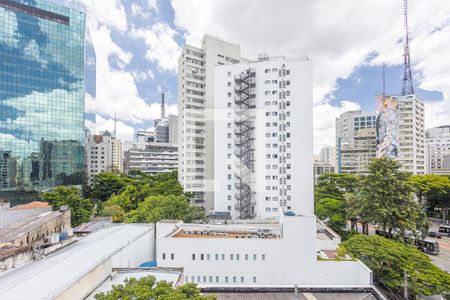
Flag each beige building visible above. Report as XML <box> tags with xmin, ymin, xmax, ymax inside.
<box><xmin>426</xmin><ymin>125</ymin><xmax>450</xmax><ymax>175</ymax></box>
<box><xmin>337</xmin><ymin>128</ymin><xmax>376</xmax><ymax>174</ymax></box>
<box><xmin>178</xmin><ymin>35</ymin><xmax>246</xmax><ymax>207</ymax></box>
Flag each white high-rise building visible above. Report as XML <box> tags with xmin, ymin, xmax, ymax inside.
<box><xmin>213</xmin><ymin>57</ymin><xmax>313</xmax><ymax>219</ymax></box>
<box><xmin>85</xmin><ymin>131</ymin><xmax>123</xmax><ymax>184</ymax></box>
<box><xmin>396</xmin><ymin>95</ymin><xmax>425</xmax><ymax>174</ymax></box>
<box><xmin>319</xmin><ymin>146</ymin><xmax>337</xmax><ymax>168</ymax></box>
<box><xmin>426</xmin><ymin>125</ymin><xmax>450</xmax><ymax>175</ymax></box>
<box><xmin>178</xmin><ymin>35</ymin><xmax>245</xmax><ymax>207</ymax></box>
<box><xmin>124</xmin><ymin>142</ymin><xmax>178</xmax><ymax>175</ymax></box>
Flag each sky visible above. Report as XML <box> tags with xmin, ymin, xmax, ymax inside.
<box><xmin>57</xmin><ymin>0</ymin><xmax>450</xmax><ymax>154</ymax></box>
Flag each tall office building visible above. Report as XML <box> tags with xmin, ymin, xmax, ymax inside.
<box><xmin>85</xmin><ymin>132</ymin><xmax>123</xmax><ymax>184</ymax></box>
<box><xmin>336</xmin><ymin>111</ymin><xmax>376</xmax><ymax>174</ymax></box>
<box><xmin>426</xmin><ymin>125</ymin><xmax>450</xmax><ymax>175</ymax></box>
<box><xmin>376</xmin><ymin>95</ymin><xmax>425</xmax><ymax>174</ymax></box>
<box><xmin>213</xmin><ymin>57</ymin><xmax>313</xmax><ymax>219</ymax></box>
<box><xmin>0</xmin><ymin>0</ymin><xmax>85</xmax><ymax>202</ymax></box>
<box><xmin>178</xmin><ymin>35</ymin><xmax>245</xmax><ymax>207</ymax></box>
<box><xmin>338</xmin><ymin>128</ymin><xmax>377</xmax><ymax>174</ymax></box>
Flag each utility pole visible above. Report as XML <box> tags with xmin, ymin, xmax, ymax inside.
<box><xmin>403</xmin><ymin>269</ymin><xmax>408</xmax><ymax>299</ymax></box>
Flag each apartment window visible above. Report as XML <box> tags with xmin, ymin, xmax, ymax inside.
<box><xmin>241</xmin><ymin>276</ymin><xmax>244</xmax><ymax>283</ymax></box>
<box><xmin>253</xmin><ymin>276</ymin><xmax>257</xmax><ymax>283</ymax></box>
<box><xmin>228</xmin><ymin>174</ymin><xmax>232</xmax><ymax>180</ymax></box>
<box><xmin>215</xmin><ymin>254</ymin><xmax>219</xmax><ymax>260</ymax></box>
<box><xmin>265</xmin><ymin>91</ymin><xmax>270</xmax><ymax>95</ymax></box>
<box><xmin>162</xmin><ymin>253</ymin><xmax>166</xmax><ymax>260</ymax></box>
<box><xmin>222</xmin><ymin>254</ymin><xmax>225</xmax><ymax>260</ymax></box>
<box><xmin>228</xmin><ymin>206</ymin><xmax>232</xmax><ymax>211</ymax></box>
<box><xmin>272</xmin><ymin>68</ymin><xmax>278</xmax><ymax>72</ymax></box>
<box><xmin>236</xmin><ymin>254</ymin><xmax>240</xmax><ymax>260</ymax></box>
<box><xmin>228</xmin><ymin>185</ymin><xmax>231</xmax><ymax>190</ymax></box>
<box><xmin>197</xmin><ymin>276</ymin><xmax>201</xmax><ymax>282</ymax></box>
<box><xmin>245</xmin><ymin>254</ymin><xmax>249</xmax><ymax>260</ymax></box>
<box><xmin>273</xmin><ymin>208</ymin><xmax>279</xmax><ymax>212</ymax></box>
<box><xmin>228</xmin><ymin>71</ymin><xmax>231</xmax><ymax>76</ymax></box>
<box><xmin>192</xmin><ymin>276</ymin><xmax>195</xmax><ymax>282</ymax></box>
<box><xmin>207</xmin><ymin>254</ymin><xmax>210</xmax><ymax>260</ymax></box>
<box><xmin>228</xmin><ymin>82</ymin><xmax>231</xmax><ymax>87</ymax></box>
<box><xmin>265</xmin><ymin>207</ymin><xmax>271</xmax><ymax>212</ymax></box>
<box><xmin>228</xmin><ymin>195</ymin><xmax>232</xmax><ymax>200</ymax></box>
<box><xmin>192</xmin><ymin>254</ymin><xmax>196</xmax><ymax>260</ymax></box>
<box><xmin>228</xmin><ymin>123</ymin><xmax>231</xmax><ymax>128</ymax></box>
<box><xmin>203</xmin><ymin>276</ymin><xmax>207</xmax><ymax>282</ymax></box>
<box><xmin>228</xmin><ymin>143</ymin><xmax>231</xmax><ymax>149</ymax></box>
<box><xmin>171</xmin><ymin>253</ymin><xmax>174</xmax><ymax>260</ymax></box>
<box><xmin>227</xmin><ymin>92</ymin><xmax>231</xmax><ymax>97</ymax></box>
<box><xmin>230</xmin><ymin>254</ymin><xmax>234</xmax><ymax>260</ymax></box>
<box><xmin>262</xmin><ymin>254</ymin><xmax>266</xmax><ymax>261</ymax></box>
<box><xmin>227</xmin><ymin>154</ymin><xmax>232</xmax><ymax>159</ymax></box>
<box><xmin>216</xmin><ymin>276</ymin><xmax>220</xmax><ymax>283</ymax></box>
<box><xmin>209</xmin><ymin>276</ymin><xmax>213</xmax><ymax>283</ymax></box>
<box><xmin>253</xmin><ymin>254</ymin><xmax>257</xmax><ymax>260</ymax></box>
<box><xmin>265</xmin><ymin>69</ymin><xmax>270</xmax><ymax>73</ymax></box>
<box><xmin>265</xmin><ymin>80</ymin><xmax>270</xmax><ymax>84</ymax></box>
<box><xmin>227</xmin><ymin>102</ymin><xmax>231</xmax><ymax>108</ymax></box>
<box><xmin>233</xmin><ymin>276</ymin><xmax>237</xmax><ymax>283</ymax></box>
<box><xmin>225</xmin><ymin>276</ymin><xmax>229</xmax><ymax>283</ymax></box>
<box><xmin>228</xmin><ymin>133</ymin><xmax>232</xmax><ymax>138</ymax></box>
<box><xmin>201</xmin><ymin>254</ymin><xmax>204</xmax><ymax>260</ymax></box>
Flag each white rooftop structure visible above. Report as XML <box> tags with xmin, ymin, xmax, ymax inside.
<box><xmin>0</xmin><ymin>224</ymin><xmax>154</xmax><ymax>300</ymax></box>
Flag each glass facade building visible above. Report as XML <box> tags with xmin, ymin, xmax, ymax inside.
<box><xmin>0</xmin><ymin>0</ymin><xmax>85</xmax><ymax>202</ymax></box>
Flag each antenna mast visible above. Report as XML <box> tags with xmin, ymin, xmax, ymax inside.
<box><xmin>401</xmin><ymin>0</ymin><xmax>414</xmax><ymax>96</ymax></box>
<box><xmin>161</xmin><ymin>85</ymin><xmax>166</xmax><ymax>119</ymax></box>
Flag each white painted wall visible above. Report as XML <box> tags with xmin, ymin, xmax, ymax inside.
<box><xmin>156</xmin><ymin>216</ymin><xmax>372</xmax><ymax>287</ymax></box>
<box><xmin>112</xmin><ymin>227</ymin><xmax>155</xmax><ymax>268</ymax></box>
<box><xmin>214</xmin><ymin>58</ymin><xmax>313</xmax><ymax>219</ymax></box>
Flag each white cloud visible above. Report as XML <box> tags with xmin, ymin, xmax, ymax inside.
<box><xmin>146</xmin><ymin>0</ymin><xmax>159</xmax><ymax>12</ymax></box>
<box><xmin>171</xmin><ymin>0</ymin><xmax>450</xmax><ymax>153</ymax></box>
<box><xmin>131</xmin><ymin>3</ymin><xmax>150</xmax><ymax>19</ymax></box>
<box><xmin>86</xmin><ymin>114</ymin><xmax>135</xmax><ymax>142</ymax></box>
<box><xmin>132</xmin><ymin>69</ymin><xmax>155</xmax><ymax>82</ymax></box>
<box><xmin>131</xmin><ymin>23</ymin><xmax>182</xmax><ymax>72</ymax></box>
<box><xmin>313</xmin><ymin>101</ymin><xmax>361</xmax><ymax>154</ymax></box>
<box><xmin>0</xmin><ymin>7</ymin><xmax>18</xmax><ymax>48</ymax></box>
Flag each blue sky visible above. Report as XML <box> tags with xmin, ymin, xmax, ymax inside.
<box><xmin>56</xmin><ymin>0</ymin><xmax>450</xmax><ymax>153</ymax></box>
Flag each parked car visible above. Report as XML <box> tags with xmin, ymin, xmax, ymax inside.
<box><xmin>283</xmin><ymin>211</ymin><xmax>296</xmax><ymax>216</ymax></box>
<box><xmin>428</xmin><ymin>231</ymin><xmax>443</xmax><ymax>239</ymax></box>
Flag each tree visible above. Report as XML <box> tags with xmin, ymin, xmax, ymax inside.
<box><xmin>348</xmin><ymin>158</ymin><xmax>427</xmax><ymax>239</ymax></box>
<box><xmin>341</xmin><ymin>235</ymin><xmax>450</xmax><ymax>297</ymax></box>
<box><xmin>90</xmin><ymin>172</ymin><xmax>129</xmax><ymax>201</ymax></box>
<box><xmin>124</xmin><ymin>195</ymin><xmax>207</xmax><ymax>224</ymax></box>
<box><xmin>99</xmin><ymin>205</ymin><xmax>125</xmax><ymax>223</ymax></box>
<box><xmin>315</xmin><ymin>173</ymin><xmax>358</xmax><ymax>201</ymax></box>
<box><xmin>42</xmin><ymin>186</ymin><xmax>93</xmax><ymax>227</ymax></box>
<box><xmin>315</xmin><ymin>197</ymin><xmax>346</xmax><ymax>233</ymax></box>
<box><xmin>94</xmin><ymin>276</ymin><xmax>216</xmax><ymax>300</ymax></box>
<box><xmin>409</xmin><ymin>174</ymin><xmax>450</xmax><ymax>206</ymax></box>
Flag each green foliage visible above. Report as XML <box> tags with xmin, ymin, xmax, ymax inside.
<box><xmin>99</xmin><ymin>205</ymin><xmax>125</xmax><ymax>223</ymax></box>
<box><xmin>94</xmin><ymin>276</ymin><xmax>216</xmax><ymax>300</ymax></box>
<box><xmin>341</xmin><ymin>234</ymin><xmax>450</xmax><ymax>296</ymax></box>
<box><xmin>42</xmin><ymin>186</ymin><xmax>93</xmax><ymax>227</ymax></box>
<box><xmin>347</xmin><ymin>158</ymin><xmax>427</xmax><ymax>239</ymax></box>
<box><xmin>315</xmin><ymin>173</ymin><xmax>358</xmax><ymax>201</ymax></box>
<box><xmin>124</xmin><ymin>195</ymin><xmax>207</xmax><ymax>224</ymax></box>
<box><xmin>90</xmin><ymin>172</ymin><xmax>130</xmax><ymax>201</ymax></box>
<box><xmin>409</xmin><ymin>174</ymin><xmax>450</xmax><ymax>212</ymax></box>
<box><xmin>315</xmin><ymin>197</ymin><xmax>346</xmax><ymax>231</ymax></box>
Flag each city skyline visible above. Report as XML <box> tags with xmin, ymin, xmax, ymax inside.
<box><xmin>55</xmin><ymin>0</ymin><xmax>450</xmax><ymax>153</ymax></box>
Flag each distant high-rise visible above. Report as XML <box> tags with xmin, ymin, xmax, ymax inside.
<box><xmin>0</xmin><ymin>0</ymin><xmax>85</xmax><ymax>202</ymax></box>
<box><xmin>319</xmin><ymin>146</ymin><xmax>337</xmax><ymax>168</ymax></box>
<box><xmin>336</xmin><ymin>111</ymin><xmax>376</xmax><ymax>174</ymax></box>
<box><xmin>426</xmin><ymin>125</ymin><xmax>450</xmax><ymax>175</ymax></box>
<box><xmin>178</xmin><ymin>35</ymin><xmax>245</xmax><ymax>208</ymax></box>
<box><xmin>85</xmin><ymin>132</ymin><xmax>123</xmax><ymax>184</ymax></box>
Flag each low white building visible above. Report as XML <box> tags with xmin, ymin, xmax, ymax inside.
<box><xmin>123</xmin><ymin>142</ymin><xmax>178</xmax><ymax>175</ymax></box>
<box><xmin>156</xmin><ymin>216</ymin><xmax>372</xmax><ymax>288</ymax></box>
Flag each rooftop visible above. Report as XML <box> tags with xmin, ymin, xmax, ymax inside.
<box><xmin>0</xmin><ymin>224</ymin><xmax>154</xmax><ymax>300</ymax></box>
<box><xmin>169</xmin><ymin>223</ymin><xmax>282</xmax><ymax>239</ymax></box>
<box><xmin>0</xmin><ymin>211</ymin><xmax>62</xmax><ymax>244</ymax></box>
<box><xmin>10</xmin><ymin>201</ymin><xmax>51</xmax><ymax>210</ymax></box>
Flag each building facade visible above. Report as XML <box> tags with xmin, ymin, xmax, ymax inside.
<box><xmin>397</xmin><ymin>95</ymin><xmax>425</xmax><ymax>174</ymax></box>
<box><xmin>319</xmin><ymin>146</ymin><xmax>336</xmax><ymax>168</ymax></box>
<box><xmin>337</xmin><ymin>128</ymin><xmax>376</xmax><ymax>174</ymax></box>
<box><xmin>426</xmin><ymin>125</ymin><xmax>450</xmax><ymax>175</ymax></box>
<box><xmin>213</xmin><ymin>57</ymin><xmax>313</xmax><ymax>219</ymax></box>
<box><xmin>0</xmin><ymin>0</ymin><xmax>85</xmax><ymax>201</ymax></box>
<box><xmin>85</xmin><ymin>132</ymin><xmax>123</xmax><ymax>184</ymax></box>
<box><xmin>313</xmin><ymin>162</ymin><xmax>335</xmax><ymax>185</ymax></box>
<box><xmin>123</xmin><ymin>142</ymin><xmax>178</xmax><ymax>175</ymax></box>
<box><xmin>336</xmin><ymin>111</ymin><xmax>376</xmax><ymax>174</ymax></box>
<box><xmin>178</xmin><ymin>35</ymin><xmax>245</xmax><ymax>208</ymax></box>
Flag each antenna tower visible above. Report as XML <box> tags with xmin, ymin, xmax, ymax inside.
<box><xmin>401</xmin><ymin>0</ymin><xmax>414</xmax><ymax>95</ymax></box>
<box><xmin>161</xmin><ymin>85</ymin><xmax>166</xmax><ymax>119</ymax></box>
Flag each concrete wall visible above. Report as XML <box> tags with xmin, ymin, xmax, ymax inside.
<box><xmin>55</xmin><ymin>258</ymin><xmax>113</xmax><ymax>300</ymax></box>
<box><xmin>156</xmin><ymin>216</ymin><xmax>372</xmax><ymax>287</ymax></box>
<box><xmin>112</xmin><ymin>227</ymin><xmax>155</xmax><ymax>267</ymax></box>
